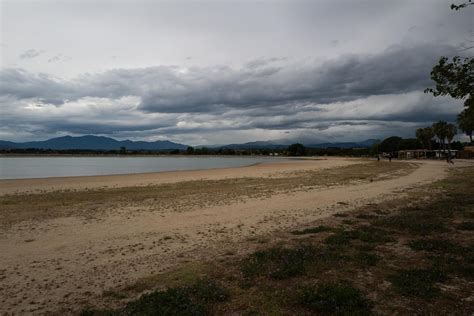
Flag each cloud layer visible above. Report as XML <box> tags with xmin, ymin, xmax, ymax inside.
<box><xmin>0</xmin><ymin>43</ymin><xmax>465</xmax><ymax>144</ymax></box>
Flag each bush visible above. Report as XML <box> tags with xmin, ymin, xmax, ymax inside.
<box><xmin>297</xmin><ymin>282</ymin><xmax>372</xmax><ymax>314</ymax></box>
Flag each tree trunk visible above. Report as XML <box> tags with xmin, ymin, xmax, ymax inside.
<box><xmin>447</xmin><ymin>140</ymin><xmax>452</xmax><ymax>163</ymax></box>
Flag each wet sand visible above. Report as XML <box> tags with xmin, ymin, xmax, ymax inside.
<box><xmin>0</xmin><ymin>157</ymin><xmax>358</xmax><ymax>196</ymax></box>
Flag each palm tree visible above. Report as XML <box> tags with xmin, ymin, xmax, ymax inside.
<box><xmin>458</xmin><ymin>107</ymin><xmax>474</xmax><ymax>144</ymax></box>
<box><xmin>416</xmin><ymin>127</ymin><xmax>435</xmax><ymax>149</ymax></box>
<box><xmin>432</xmin><ymin>121</ymin><xmax>448</xmax><ymax>157</ymax></box>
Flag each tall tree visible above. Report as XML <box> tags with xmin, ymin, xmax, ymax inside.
<box><xmin>416</xmin><ymin>127</ymin><xmax>435</xmax><ymax>149</ymax></box>
<box><xmin>457</xmin><ymin>107</ymin><xmax>474</xmax><ymax>144</ymax></box>
<box><xmin>446</xmin><ymin>123</ymin><xmax>458</xmax><ymax>161</ymax></box>
<box><xmin>446</xmin><ymin>123</ymin><xmax>458</xmax><ymax>149</ymax></box>
<box><xmin>432</xmin><ymin>121</ymin><xmax>448</xmax><ymax>154</ymax></box>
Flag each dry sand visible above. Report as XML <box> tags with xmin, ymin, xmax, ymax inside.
<box><xmin>0</xmin><ymin>157</ymin><xmax>472</xmax><ymax>314</ymax></box>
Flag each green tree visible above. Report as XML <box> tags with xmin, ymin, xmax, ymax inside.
<box><xmin>369</xmin><ymin>141</ymin><xmax>381</xmax><ymax>156</ymax></box>
<box><xmin>287</xmin><ymin>143</ymin><xmax>306</xmax><ymax>156</ymax></box>
<box><xmin>446</xmin><ymin>123</ymin><xmax>458</xmax><ymax>146</ymax></box>
<box><xmin>399</xmin><ymin>138</ymin><xmax>422</xmax><ymax>150</ymax></box>
<box><xmin>416</xmin><ymin>127</ymin><xmax>435</xmax><ymax>149</ymax></box>
<box><xmin>446</xmin><ymin>123</ymin><xmax>458</xmax><ymax>160</ymax></box>
<box><xmin>379</xmin><ymin>136</ymin><xmax>402</xmax><ymax>154</ymax></box>
<box><xmin>457</xmin><ymin>107</ymin><xmax>474</xmax><ymax>144</ymax></box>
<box><xmin>186</xmin><ymin>146</ymin><xmax>195</xmax><ymax>155</ymax></box>
<box><xmin>425</xmin><ymin>56</ymin><xmax>474</xmax><ymax>110</ymax></box>
<box><xmin>432</xmin><ymin>121</ymin><xmax>449</xmax><ymax>156</ymax></box>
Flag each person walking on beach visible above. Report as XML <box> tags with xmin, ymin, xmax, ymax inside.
<box><xmin>388</xmin><ymin>153</ymin><xmax>392</xmax><ymax>162</ymax></box>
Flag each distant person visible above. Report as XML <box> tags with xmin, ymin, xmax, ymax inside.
<box><xmin>448</xmin><ymin>153</ymin><xmax>454</xmax><ymax>164</ymax></box>
<box><xmin>388</xmin><ymin>153</ymin><xmax>392</xmax><ymax>162</ymax></box>
<box><xmin>377</xmin><ymin>154</ymin><xmax>380</xmax><ymax>162</ymax></box>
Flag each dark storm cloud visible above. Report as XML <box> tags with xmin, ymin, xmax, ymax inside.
<box><xmin>0</xmin><ymin>43</ymin><xmax>456</xmax><ymax>114</ymax></box>
<box><xmin>0</xmin><ymin>68</ymin><xmax>74</xmax><ymax>105</ymax></box>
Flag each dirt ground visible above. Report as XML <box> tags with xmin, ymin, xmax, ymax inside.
<box><xmin>0</xmin><ymin>157</ymin><xmax>472</xmax><ymax>314</ymax></box>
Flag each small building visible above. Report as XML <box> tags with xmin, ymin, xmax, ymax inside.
<box><xmin>398</xmin><ymin>149</ymin><xmax>458</xmax><ymax>160</ymax></box>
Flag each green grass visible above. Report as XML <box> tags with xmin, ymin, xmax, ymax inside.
<box><xmin>297</xmin><ymin>282</ymin><xmax>372</xmax><ymax>314</ymax></box>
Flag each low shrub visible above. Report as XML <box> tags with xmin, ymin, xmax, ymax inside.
<box><xmin>297</xmin><ymin>282</ymin><xmax>372</xmax><ymax>314</ymax></box>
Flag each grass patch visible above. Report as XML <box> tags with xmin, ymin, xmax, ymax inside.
<box><xmin>83</xmin><ymin>279</ymin><xmax>228</xmax><ymax>316</ymax></box>
<box><xmin>408</xmin><ymin>239</ymin><xmax>460</xmax><ymax>254</ymax></box>
<box><xmin>374</xmin><ymin>210</ymin><xmax>447</xmax><ymax>235</ymax></box>
<box><xmin>352</xmin><ymin>252</ymin><xmax>380</xmax><ymax>267</ymax></box>
<box><xmin>324</xmin><ymin>229</ymin><xmax>353</xmax><ymax>247</ymax></box>
<box><xmin>356</xmin><ymin>213</ymin><xmax>377</xmax><ymax>219</ymax></box>
<box><xmin>297</xmin><ymin>282</ymin><xmax>372</xmax><ymax>314</ymax></box>
<box><xmin>122</xmin><ymin>262</ymin><xmax>209</xmax><ymax>295</ymax></box>
<box><xmin>456</xmin><ymin>221</ymin><xmax>474</xmax><ymax>231</ymax></box>
<box><xmin>388</xmin><ymin>268</ymin><xmax>447</xmax><ymax>298</ymax></box>
<box><xmin>324</xmin><ymin>226</ymin><xmax>393</xmax><ymax>248</ymax></box>
<box><xmin>291</xmin><ymin>225</ymin><xmax>332</xmax><ymax>235</ymax></box>
<box><xmin>240</xmin><ymin>244</ymin><xmax>318</xmax><ymax>279</ymax></box>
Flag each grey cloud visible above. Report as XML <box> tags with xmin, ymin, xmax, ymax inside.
<box><xmin>1</xmin><ymin>43</ymin><xmax>456</xmax><ymax>114</ymax></box>
<box><xmin>19</xmin><ymin>49</ymin><xmax>45</xmax><ymax>59</ymax></box>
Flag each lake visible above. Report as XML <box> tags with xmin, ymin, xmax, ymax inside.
<box><xmin>0</xmin><ymin>156</ymin><xmax>280</xmax><ymax>180</ymax></box>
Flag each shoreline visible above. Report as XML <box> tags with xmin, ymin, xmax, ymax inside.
<box><xmin>0</xmin><ymin>157</ymin><xmax>351</xmax><ymax>195</ymax></box>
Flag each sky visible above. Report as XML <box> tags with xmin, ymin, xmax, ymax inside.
<box><xmin>0</xmin><ymin>0</ymin><xmax>472</xmax><ymax>145</ymax></box>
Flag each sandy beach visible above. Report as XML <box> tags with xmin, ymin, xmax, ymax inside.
<box><xmin>1</xmin><ymin>157</ymin><xmax>472</xmax><ymax>314</ymax></box>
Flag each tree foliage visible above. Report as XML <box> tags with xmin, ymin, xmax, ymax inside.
<box><xmin>425</xmin><ymin>56</ymin><xmax>474</xmax><ymax>109</ymax></box>
<box><xmin>432</xmin><ymin>121</ymin><xmax>449</xmax><ymax>148</ymax></box>
<box><xmin>457</xmin><ymin>107</ymin><xmax>474</xmax><ymax>143</ymax></box>
<box><xmin>416</xmin><ymin>127</ymin><xmax>435</xmax><ymax>149</ymax></box>
<box><xmin>451</xmin><ymin>0</ymin><xmax>473</xmax><ymax>10</ymax></box>
<box><xmin>287</xmin><ymin>143</ymin><xmax>307</xmax><ymax>156</ymax></box>
<box><xmin>379</xmin><ymin>136</ymin><xmax>402</xmax><ymax>153</ymax></box>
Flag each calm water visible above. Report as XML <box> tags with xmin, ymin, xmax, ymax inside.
<box><xmin>0</xmin><ymin>156</ymin><xmax>280</xmax><ymax>180</ymax></box>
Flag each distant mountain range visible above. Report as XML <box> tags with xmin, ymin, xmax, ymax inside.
<box><xmin>0</xmin><ymin>135</ymin><xmax>188</xmax><ymax>151</ymax></box>
<box><xmin>0</xmin><ymin>135</ymin><xmax>379</xmax><ymax>151</ymax></box>
<box><xmin>215</xmin><ymin>139</ymin><xmax>379</xmax><ymax>150</ymax></box>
